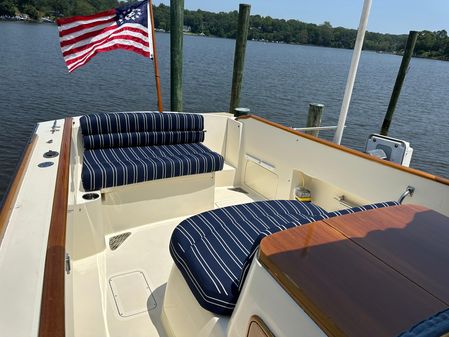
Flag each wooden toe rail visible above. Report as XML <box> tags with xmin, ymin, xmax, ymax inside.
<box><xmin>39</xmin><ymin>117</ymin><xmax>72</xmax><ymax>337</ymax></box>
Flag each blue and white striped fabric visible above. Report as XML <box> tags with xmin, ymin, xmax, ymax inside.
<box><xmin>80</xmin><ymin>112</ymin><xmax>224</xmax><ymax>191</ymax></box>
<box><xmin>170</xmin><ymin>200</ymin><xmax>399</xmax><ymax>316</ymax></box>
<box><xmin>80</xmin><ymin>112</ymin><xmax>204</xmax><ymax>135</ymax></box>
<box><xmin>397</xmin><ymin>308</ymin><xmax>449</xmax><ymax>337</ymax></box>
<box><xmin>326</xmin><ymin>201</ymin><xmax>400</xmax><ymax>217</ymax></box>
<box><xmin>82</xmin><ymin>143</ymin><xmax>224</xmax><ymax>191</ymax></box>
<box><xmin>83</xmin><ymin>131</ymin><xmax>205</xmax><ymax>149</ymax></box>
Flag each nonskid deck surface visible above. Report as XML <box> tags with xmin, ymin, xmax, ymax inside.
<box><xmin>71</xmin><ymin>187</ymin><xmax>263</xmax><ymax>337</ymax></box>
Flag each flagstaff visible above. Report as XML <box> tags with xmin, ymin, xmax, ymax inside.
<box><xmin>56</xmin><ymin>0</ymin><xmax>163</xmax><ymax>111</ymax></box>
<box><xmin>149</xmin><ymin>0</ymin><xmax>163</xmax><ymax>112</ymax></box>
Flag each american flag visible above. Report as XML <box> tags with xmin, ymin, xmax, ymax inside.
<box><xmin>56</xmin><ymin>0</ymin><xmax>153</xmax><ymax>72</ymax></box>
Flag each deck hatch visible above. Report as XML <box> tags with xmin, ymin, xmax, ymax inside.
<box><xmin>109</xmin><ymin>271</ymin><xmax>157</xmax><ymax>317</ymax></box>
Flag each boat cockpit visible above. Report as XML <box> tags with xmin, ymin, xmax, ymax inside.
<box><xmin>2</xmin><ymin>111</ymin><xmax>449</xmax><ymax>337</ymax></box>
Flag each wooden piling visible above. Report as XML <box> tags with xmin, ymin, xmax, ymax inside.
<box><xmin>306</xmin><ymin>103</ymin><xmax>324</xmax><ymax>137</ymax></box>
<box><xmin>229</xmin><ymin>4</ymin><xmax>251</xmax><ymax>114</ymax></box>
<box><xmin>170</xmin><ymin>0</ymin><xmax>184</xmax><ymax>112</ymax></box>
<box><xmin>381</xmin><ymin>31</ymin><xmax>418</xmax><ymax>136</ymax></box>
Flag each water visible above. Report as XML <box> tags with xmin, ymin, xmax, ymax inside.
<box><xmin>1</xmin><ymin>22</ymin><xmax>449</xmax><ymax>201</ymax></box>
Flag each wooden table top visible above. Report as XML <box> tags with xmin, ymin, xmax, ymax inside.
<box><xmin>259</xmin><ymin>204</ymin><xmax>449</xmax><ymax>337</ymax></box>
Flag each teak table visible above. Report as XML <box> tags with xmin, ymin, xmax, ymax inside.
<box><xmin>259</xmin><ymin>204</ymin><xmax>449</xmax><ymax>337</ymax></box>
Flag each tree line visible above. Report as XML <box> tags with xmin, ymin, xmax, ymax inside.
<box><xmin>154</xmin><ymin>4</ymin><xmax>449</xmax><ymax>61</ymax></box>
<box><xmin>1</xmin><ymin>0</ymin><xmax>449</xmax><ymax>61</ymax></box>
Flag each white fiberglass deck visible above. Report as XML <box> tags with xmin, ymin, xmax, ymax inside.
<box><xmin>71</xmin><ymin>187</ymin><xmax>263</xmax><ymax>337</ymax></box>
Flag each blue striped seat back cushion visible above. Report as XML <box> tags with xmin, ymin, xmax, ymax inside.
<box><xmin>80</xmin><ymin>112</ymin><xmax>204</xmax><ymax>135</ymax></box>
<box><xmin>326</xmin><ymin>201</ymin><xmax>400</xmax><ymax>217</ymax></box>
<box><xmin>83</xmin><ymin>130</ymin><xmax>205</xmax><ymax>149</ymax></box>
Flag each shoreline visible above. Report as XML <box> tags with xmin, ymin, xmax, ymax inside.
<box><xmin>2</xmin><ymin>18</ymin><xmax>448</xmax><ymax>62</ymax></box>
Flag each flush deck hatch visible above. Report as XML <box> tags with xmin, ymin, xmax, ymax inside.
<box><xmin>109</xmin><ymin>271</ymin><xmax>157</xmax><ymax>317</ymax></box>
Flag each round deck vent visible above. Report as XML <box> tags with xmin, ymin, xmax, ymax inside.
<box><xmin>43</xmin><ymin>150</ymin><xmax>59</xmax><ymax>158</ymax></box>
<box><xmin>38</xmin><ymin>162</ymin><xmax>54</xmax><ymax>168</ymax></box>
<box><xmin>82</xmin><ymin>193</ymin><xmax>100</xmax><ymax>201</ymax></box>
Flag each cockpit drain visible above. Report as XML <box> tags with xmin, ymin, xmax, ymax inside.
<box><xmin>109</xmin><ymin>232</ymin><xmax>131</xmax><ymax>251</ymax></box>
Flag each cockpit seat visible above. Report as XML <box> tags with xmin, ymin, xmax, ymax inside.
<box><xmin>170</xmin><ymin>199</ymin><xmax>399</xmax><ymax>315</ymax></box>
<box><xmin>80</xmin><ymin>112</ymin><xmax>224</xmax><ymax>191</ymax></box>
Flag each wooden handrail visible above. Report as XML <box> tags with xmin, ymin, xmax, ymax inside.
<box><xmin>0</xmin><ymin>134</ymin><xmax>38</xmax><ymax>246</ymax></box>
<box><xmin>39</xmin><ymin>117</ymin><xmax>72</xmax><ymax>337</ymax></box>
<box><xmin>237</xmin><ymin>114</ymin><xmax>449</xmax><ymax>186</ymax></box>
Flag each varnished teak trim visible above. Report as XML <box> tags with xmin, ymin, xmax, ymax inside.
<box><xmin>0</xmin><ymin>134</ymin><xmax>38</xmax><ymax>246</ymax></box>
<box><xmin>237</xmin><ymin>114</ymin><xmax>449</xmax><ymax>186</ymax></box>
<box><xmin>39</xmin><ymin>118</ymin><xmax>72</xmax><ymax>337</ymax></box>
<box><xmin>259</xmin><ymin>205</ymin><xmax>449</xmax><ymax>337</ymax></box>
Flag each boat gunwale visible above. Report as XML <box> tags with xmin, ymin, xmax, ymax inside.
<box><xmin>38</xmin><ymin>117</ymin><xmax>72</xmax><ymax>337</ymax></box>
<box><xmin>0</xmin><ymin>132</ymin><xmax>38</xmax><ymax>246</ymax></box>
<box><xmin>237</xmin><ymin>114</ymin><xmax>449</xmax><ymax>186</ymax></box>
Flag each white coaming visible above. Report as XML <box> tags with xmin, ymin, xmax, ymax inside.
<box><xmin>0</xmin><ymin>119</ymin><xmax>65</xmax><ymax>337</ymax></box>
<box><xmin>227</xmin><ymin>258</ymin><xmax>326</xmax><ymax>337</ymax></box>
<box><xmin>237</xmin><ymin>117</ymin><xmax>449</xmax><ymax>215</ymax></box>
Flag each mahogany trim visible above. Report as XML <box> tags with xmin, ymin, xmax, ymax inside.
<box><xmin>38</xmin><ymin>118</ymin><xmax>72</xmax><ymax>337</ymax></box>
<box><xmin>258</xmin><ymin>225</ymin><xmax>347</xmax><ymax>337</ymax></box>
<box><xmin>258</xmin><ymin>205</ymin><xmax>449</xmax><ymax>337</ymax></box>
<box><xmin>237</xmin><ymin>114</ymin><xmax>449</xmax><ymax>186</ymax></box>
<box><xmin>247</xmin><ymin>315</ymin><xmax>275</xmax><ymax>337</ymax></box>
<box><xmin>0</xmin><ymin>134</ymin><xmax>38</xmax><ymax>246</ymax></box>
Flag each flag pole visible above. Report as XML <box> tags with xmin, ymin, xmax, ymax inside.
<box><xmin>148</xmin><ymin>0</ymin><xmax>163</xmax><ymax>112</ymax></box>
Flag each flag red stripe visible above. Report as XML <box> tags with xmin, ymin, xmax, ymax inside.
<box><xmin>69</xmin><ymin>44</ymin><xmax>150</xmax><ymax>72</ymax></box>
<box><xmin>60</xmin><ymin>25</ymin><xmax>146</xmax><ymax>48</ymax></box>
<box><xmin>59</xmin><ymin>17</ymin><xmax>116</xmax><ymax>37</ymax></box>
<box><xmin>56</xmin><ymin>9</ymin><xmax>116</xmax><ymax>25</ymax></box>
<box><xmin>64</xmin><ymin>34</ymin><xmax>149</xmax><ymax>63</ymax></box>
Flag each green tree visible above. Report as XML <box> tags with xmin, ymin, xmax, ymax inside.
<box><xmin>0</xmin><ymin>0</ymin><xmax>16</xmax><ymax>16</ymax></box>
<box><xmin>23</xmin><ymin>3</ymin><xmax>39</xmax><ymax>19</ymax></box>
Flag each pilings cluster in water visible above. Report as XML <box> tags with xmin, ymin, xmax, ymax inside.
<box><xmin>169</xmin><ymin>2</ymin><xmax>251</xmax><ymax>114</ymax></box>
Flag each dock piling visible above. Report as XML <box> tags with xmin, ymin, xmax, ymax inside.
<box><xmin>229</xmin><ymin>4</ymin><xmax>251</xmax><ymax>114</ymax></box>
<box><xmin>306</xmin><ymin>103</ymin><xmax>325</xmax><ymax>137</ymax></box>
<box><xmin>381</xmin><ymin>30</ymin><xmax>418</xmax><ymax>136</ymax></box>
<box><xmin>170</xmin><ymin>0</ymin><xmax>184</xmax><ymax>112</ymax></box>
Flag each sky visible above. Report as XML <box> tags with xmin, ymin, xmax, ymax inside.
<box><xmin>152</xmin><ymin>0</ymin><xmax>449</xmax><ymax>35</ymax></box>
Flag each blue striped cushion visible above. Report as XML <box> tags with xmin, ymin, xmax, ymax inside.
<box><xmin>326</xmin><ymin>201</ymin><xmax>399</xmax><ymax>217</ymax></box>
<box><xmin>397</xmin><ymin>308</ymin><xmax>449</xmax><ymax>337</ymax></box>
<box><xmin>170</xmin><ymin>200</ymin><xmax>399</xmax><ymax>315</ymax></box>
<box><xmin>83</xmin><ymin>130</ymin><xmax>205</xmax><ymax>149</ymax></box>
<box><xmin>80</xmin><ymin>112</ymin><xmax>204</xmax><ymax>135</ymax></box>
<box><xmin>81</xmin><ymin>143</ymin><xmax>224</xmax><ymax>191</ymax></box>
<box><xmin>170</xmin><ymin>200</ymin><xmax>329</xmax><ymax>315</ymax></box>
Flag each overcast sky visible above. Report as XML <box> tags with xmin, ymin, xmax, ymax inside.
<box><xmin>152</xmin><ymin>0</ymin><xmax>449</xmax><ymax>35</ymax></box>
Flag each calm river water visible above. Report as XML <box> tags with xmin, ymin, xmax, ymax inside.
<box><xmin>1</xmin><ymin>22</ymin><xmax>449</xmax><ymax>200</ymax></box>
